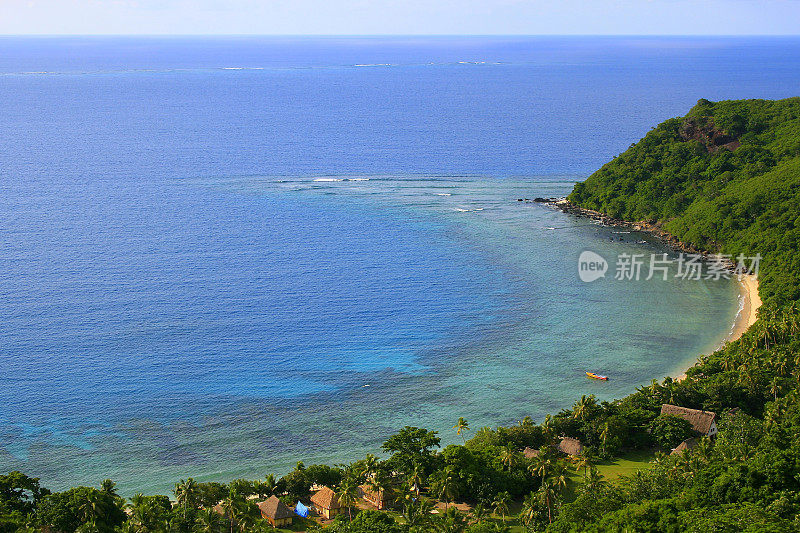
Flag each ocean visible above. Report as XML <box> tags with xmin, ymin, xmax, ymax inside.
<box><xmin>1</xmin><ymin>36</ymin><xmax>799</xmax><ymax>495</ymax></box>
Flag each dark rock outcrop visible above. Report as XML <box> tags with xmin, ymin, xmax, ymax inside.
<box><xmin>679</xmin><ymin>117</ymin><xmax>740</xmax><ymax>153</ymax></box>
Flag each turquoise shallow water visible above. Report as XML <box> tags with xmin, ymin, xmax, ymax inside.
<box><xmin>2</xmin><ymin>36</ymin><xmax>798</xmax><ymax>495</ymax></box>
<box><xmin>0</xmin><ymin>174</ymin><xmax>739</xmax><ymax>495</ymax></box>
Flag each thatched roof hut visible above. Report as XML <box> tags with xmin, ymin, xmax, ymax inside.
<box><xmin>670</xmin><ymin>437</ymin><xmax>698</xmax><ymax>455</ymax></box>
<box><xmin>522</xmin><ymin>447</ymin><xmax>540</xmax><ymax>459</ymax></box>
<box><xmin>311</xmin><ymin>486</ymin><xmax>341</xmax><ymax>510</ymax></box>
<box><xmin>556</xmin><ymin>437</ymin><xmax>584</xmax><ymax>456</ymax></box>
<box><xmin>311</xmin><ymin>486</ymin><xmax>343</xmax><ymax>519</ymax></box>
<box><xmin>661</xmin><ymin>404</ymin><xmax>717</xmax><ymax>436</ymax></box>
<box><xmin>257</xmin><ymin>496</ymin><xmax>293</xmax><ymax>522</ymax></box>
<box><xmin>358</xmin><ymin>484</ymin><xmax>389</xmax><ymax>509</ymax></box>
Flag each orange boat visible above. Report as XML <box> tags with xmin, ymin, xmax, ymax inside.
<box><xmin>586</xmin><ymin>372</ymin><xmax>608</xmax><ymax>381</ymax></box>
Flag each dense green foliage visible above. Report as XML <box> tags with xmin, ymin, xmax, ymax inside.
<box><xmin>569</xmin><ymin>97</ymin><xmax>800</xmax><ymax>304</ymax></box>
<box><xmin>4</xmin><ymin>98</ymin><xmax>800</xmax><ymax>532</ymax></box>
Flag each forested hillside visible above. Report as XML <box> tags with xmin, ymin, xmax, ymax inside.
<box><xmin>558</xmin><ymin>97</ymin><xmax>800</xmax><ymax>531</ymax></box>
<box><xmin>570</xmin><ymin>97</ymin><xmax>800</xmax><ymax>304</ymax></box>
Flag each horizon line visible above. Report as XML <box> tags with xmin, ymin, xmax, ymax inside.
<box><xmin>1</xmin><ymin>33</ymin><xmax>800</xmax><ymax>38</ymax></box>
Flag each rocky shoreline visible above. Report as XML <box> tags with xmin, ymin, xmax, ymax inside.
<box><xmin>533</xmin><ymin>197</ymin><xmax>711</xmax><ymax>257</ymax></box>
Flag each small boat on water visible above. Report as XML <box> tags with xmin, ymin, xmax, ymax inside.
<box><xmin>586</xmin><ymin>372</ymin><xmax>608</xmax><ymax>381</ymax></box>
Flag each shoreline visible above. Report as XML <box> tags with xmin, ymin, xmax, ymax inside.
<box><xmin>674</xmin><ymin>273</ymin><xmax>761</xmax><ymax>381</ymax></box>
<box><xmin>543</xmin><ymin>198</ymin><xmax>762</xmax><ymax>381</ymax></box>
<box><xmin>729</xmin><ymin>273</ymin><xmax>761</xmax><ymax>344</ymax></box>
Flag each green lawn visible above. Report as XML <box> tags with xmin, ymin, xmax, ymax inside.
<box><xmin>273</xmin><ymin>515</ymin><xmax>318</xmax><ymax>532</ymax></box>
<box><xmin>594</xmin><ymin>449</ymin><xmax>656</xmax><ymax>481</ymax></box>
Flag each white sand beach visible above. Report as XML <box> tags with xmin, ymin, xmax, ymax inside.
<box><xmin>676</xmin><ymin>274</ymin><xmax>761</xmax><ymax>381</ymax></box>
<box><xmin>729</xmin><ymin>274</ymin><xmax>761</xmax><ymax>343</ymax></box>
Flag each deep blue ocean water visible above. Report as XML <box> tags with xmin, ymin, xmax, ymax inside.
<box><xmin>1</xmin><ymin>36</ymin><xmax>799</xmax><ymax>494</ymax></box>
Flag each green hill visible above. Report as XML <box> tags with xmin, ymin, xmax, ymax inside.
<box><xmin>552</xmin><ymin>98</ymin><xmax>800</xmax><ymax>531</ymax></box>
<box><xmin>569</xmin><ymin>97</ymin><xmax>800</xmax><ymax>305</ymax></box>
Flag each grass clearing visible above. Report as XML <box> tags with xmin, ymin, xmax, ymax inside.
<box><xmin>595</xmin><ymin>449</ymin><xmax>656</xmax><ymax>481</ymax></box>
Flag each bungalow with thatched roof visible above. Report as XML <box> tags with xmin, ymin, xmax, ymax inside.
<box><xmin>661</xmin><ymin>404</ymin><xmax>717</xmax><ymax>437</ymax></box>
<box><xmin>358</xmin><ymin>484</ymin><xmax>389</xmax><ymax>510</ymax></box>
<box><xmin>556</xmin><ymin>437</ymin><xmax>584</xmax><ymax>456</ymax></box>
<box><xmin>257</xmin><ymin>496</ymin><xmax>293</xmax><ymax>527</ymax></box>
<box><xmin>310</xmin><ymin>486</ymin><xmax>342</xmax><ymax>519</ymax></box>
<box><xmin>522</xmin><ymin>447</ymin><xmax>540</xmax><ymax>459</ymax></box>
<box><xmin>670</xmin><ymin>437</ymin><xmax>698</xmax><ymax>455</ymax></box>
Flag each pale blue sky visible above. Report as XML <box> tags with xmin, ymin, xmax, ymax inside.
<box><xmin>1</xmin><ymin>0</ymin><xmax>799</xmax><ymax>35</ymax></box>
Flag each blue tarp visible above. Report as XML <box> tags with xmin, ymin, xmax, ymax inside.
<box><xmin>295</xmin><ymin>501</ymin><xmax>310</xmax><ymax>518</ymax></box>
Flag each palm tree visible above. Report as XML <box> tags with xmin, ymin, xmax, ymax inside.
<box><xmin>742</xmin><ymin>365</ymin><xmax>756</xmax><ymax>389</ymax></box>
<box><xmin>721</xmin><ymin>356</ymin><xmax>734</xmax><ymax>372</ymax></box>
<box><xmin>175</xmin><ymin>478</ymin><xmax>199</xmax><ymax>520</ymax></box>
<box><xmin>528</xmin><ymin>454</ymin><xmax>552</xmax><ymax>480</ymax></box>
<box><xmin>519</xmin><ymin>492</ymin><xmax>540</xmax><ymax>528</ymax></box>
<box><xmin>549</xmin><ymin>464</ymin><xmax>569</xmax><ymax>495</ymax></box>
<box><xmin>435</xmin><ymin>468</ymin><xmax>458</xmax><ymax>510</ymax></box>
<box><xmin>541</xmin><ymin>415</ymin><xmax>556</xmax><ymax>445</ymax></box>
<box><xmin>117</xmin><ymin>521</ymin><xmax>137</xmax><ymax>533</ymax></box>
<box><xmin>221</xmin><ymin>492</ymin><xmax>251</xmax><ymax>533</ymax></box>
<box><xmin>368</xmin><ymin>469</ymin><xmax>392</xmax><ymax>507</ymax></box>
<box><xmin>401</xmin><ymin>489</ymin><xmax>433</xmax><ymax>529</ymax></box>
<box><xmin>258</xmin><ymin>474</ymin><xmax>277</xmax><ymax>499</ymax></box>
<box><xmin>538</xmin><ymin>479</ymin><xmax>556</xmax><ymax>524</ymax></box>
<box><xmin>498</xmin><ymin>446</ymin><xmax>520</xmax><ymax>472</ymax></box>
<box><xmin>194</xmin><ymin>507</ymin><xmax>223</xmax><ymax>533</ymax></box>
<box><xmin>471</xmin><ymin>503</ymin><xmax>488</xmax><ymax>524</ymax></box>
<box><xmin>100</xmin><ymin>479</ymin><xmax>119</xmax><ymax>499</ymax></box>
<box><xmin>518</xmin><ymin>416</ymin><xmax>534</xmax><ymax>427</ymax></box>
<box><xmin>667</xmin><ymin>385</ymin><xmax>677</xmax><ymax>405</ymax></box>
<box><xmin>651</xmin><ymin>450</ymin><xmax>667</xmax><ymax>465</ymax></box>
<box><xmin>79</xmin><ymin>490</ymin><xmax>106</xmax><ymax>526</ymax></box>
<box><xmin>776</xmin><ymin>354</ymin><xmax>788</xmax><ymax>376</ymax></box>
<box><xmin>434</xmin><ymin>507</ymin><xmax>467</xmax><ymax>533</ymax></box>
<box><xmin>584</xmin><ymin>467</ymin><xmax>607</xmax><ymax>494</ymax></box>
<box><xmin>336</xmin><ymin>476</ymin><xmax>360</xmax><ymax>521</ymax></box>
<box><xmin>361</xmin><ymin>453</ymin><xmax>380</xmax><ymax>480</ymax></box>
<box><xmin>531</xmin><ymin>464</ymin><xmax>568</xmax><ymax>525</ymax></box>
<box><xmin>165</xmin><ymin>515</ymin><xmax>186</xmax><ymax>533</ymax></box>
<box><xmin>600</xmin><ymin>421</ymin><xmax>611</xmax><ymax>456</ymax></box>
<box><xmin>491</xmin><ymin>491</ymin><xmax>510</xmax><ymax>523</ymax></box>
<box><xmin>770</xmin><ymin>377</ymin><xmax>781</xmax><ymax>400</ymax></box>
<box><xmin>408</xmin><ymin>465</ymin><xmax>423</xmax><ymax>497</ymax></box>
<box><xmin>452</xmin><ymin>418</ymin><xmax>470</xmax><ymax>444</ymax></box>
<box><xmin>130</xmin><ymin>492</ymin><xmax>146</xmax><ymax>507</ymax></box>
<box><xmin>572</xmin><ymin>395</ymin><xmax>596</xmax><ymax>421</ymax></box>
<box><xmin>127</xmin><ymin>493</ymin><xmax>156</xmax><ymax>532</ymax></box>
<box><xmin>572</xmin><ymin>454</ymin><xmax>593</xmax><ymax>479</ymax></box>
<box><xmin>128</xmin><ymin>499</ymin><xmax>153</xmax><ymax>532</ymax></box>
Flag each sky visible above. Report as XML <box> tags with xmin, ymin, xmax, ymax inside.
<box><xmin>0</xmin><ymin>0</ymin><xmax>799</xmax><ymax>35</ymax></box>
